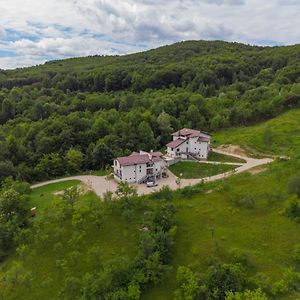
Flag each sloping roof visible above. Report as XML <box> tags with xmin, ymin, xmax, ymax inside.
<box><xmin>172</xmin><ymin>128</ymin><xmax>201</xmax><ymax>137</ymax></box>
<box><xmin>172</xmin><ymin>128</ymin><xmax>211</xmax><ymax>137</ymax></box>
<box><xmin>198</xmin><ymin>137</ymin><xmax>210</xmax><ymax>142</ymax></box>
<box><xmin>116</xmin><ymin>152</ymin><xmax>163</xmax><ymax>166</ymax></box>
<box><xmin>166</xmin><ymin>138</ymin><xmax>186</xmax><ymax>148</ymax></box>
<box><xmin>117</xmin><ymin>154</ymin><xmax>150</xmax><ymax>166</ymax></box>
<box><xmin>152</xmin><ymin>151</ymin><xmax>163</xmax><ymax>157</ymax></box>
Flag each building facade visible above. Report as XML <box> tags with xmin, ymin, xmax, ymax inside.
<box><xmin>166</xmin><ymin>128</ymin><xmax>211</xmax><ymax>159</ymax></box>
<box><xmin>113</xmin><ymin>151</ymin><xmax>165</xmax><ymax>184</ymax></box>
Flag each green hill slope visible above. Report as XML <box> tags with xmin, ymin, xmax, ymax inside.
<box><xmin>143</xmin><ymin>109</ymin><xmax>300</xmax><ymax>299</ymax></box>
<box><xmin>1</xmin><ymin>110</ymin><xmax>300</xmax><ymax>299</ymax></box>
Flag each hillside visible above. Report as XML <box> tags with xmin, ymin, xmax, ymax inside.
<box><xmin>1</xmin><ymin>109</ymin><xmax>300</xmax><ymax>299</ymax></box>
<box><xmin>1</xmin><ymin>40</ymin><xmax>300</xmax><ymax>299</ymax></box>
<box><xmin>144</xmin><ymin>108</ymin><xmax>300</xmax><ymax>300</ymax></box>
<box><xmin>0</xmin><ymin>40</ymin><xmax>300</xmax><ymax>184</ymax></box>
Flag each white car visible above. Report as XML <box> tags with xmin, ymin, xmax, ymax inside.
<box><xmin>146</xmin><ymin>181</ymin><xmax>158</xmax><ymax>187</ymax></box>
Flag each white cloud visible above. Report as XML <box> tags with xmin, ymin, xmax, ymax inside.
<box><xmin>0</xmin><ymin>0</ymin><xmax>299</xmax><ymax>69</ymax></box>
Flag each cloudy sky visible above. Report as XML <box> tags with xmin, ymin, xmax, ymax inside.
<box><xmin>0</xmin><ymin>0</ymin><xmax>299</xmax><ymax>69</ymax></box>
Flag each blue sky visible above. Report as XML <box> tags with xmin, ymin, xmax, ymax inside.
<box><xmin>0</xmin><ymin>0</ymin><xmax>299</xmax><ymax>69</ymax></box>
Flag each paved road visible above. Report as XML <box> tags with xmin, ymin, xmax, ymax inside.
<box><xmin>31</xmin><ymin>150</ymin><xmax>273</xmax><ymax>198</ymax></box>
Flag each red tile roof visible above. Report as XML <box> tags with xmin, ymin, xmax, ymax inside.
<box><xmin>172</xmin><ymin>128</ymin><xmax>211</xmax><ymax>137</ymax></box>
<box><xmin>116</xmin><ymin>152</ymin><xmax>163</xmax><ymax>166</ymax></box>
<box><xmin>152</xmin><ymin>151</ymin><xmax>163</xmax><ymax>157</ymax></box>
<box><xmin>166</xmin><ymin>138</ymin><xmax>186</xmax><ymax>148</ymax></box>
<box><xmin>172</xmin><ymin>128</ymin><xmax>200</xmax><ymax>137</ymax></box>
<box><xmin>198</xmin><ymin>137</ymin><xmax>210</xmax><ymax>142</ymax></box>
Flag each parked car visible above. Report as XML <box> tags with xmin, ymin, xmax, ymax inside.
<box><xmin>146</xmin><ymin>181</ymin><xmax>158</xmax><ymax>187</ymax></box>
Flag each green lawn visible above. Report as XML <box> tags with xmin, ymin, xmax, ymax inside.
<box><xmin>29</xmin><ymin>180</ymin><xmax>81</xmax><ymax>210</ymax></box>
<box><xmin>208</xmin><ymin>151</ymin><xmax>246</xmax><ymax>163</ymax></box>
<box><xmin>169</xmin><ymin>161</ymin><xmax>237</xmax><ymax>179</ymax></box>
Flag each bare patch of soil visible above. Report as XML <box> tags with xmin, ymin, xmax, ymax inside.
<box><xmin>53</xmin><ymin>184</ymin><xmax>91</xmax><ymax>196</ymax></box>
<box><xmin>216</xmin><ymin>144</ymin><xmax>248</xmax><ymax>157</ymax></box>
<box><xmin>247</xmin><ymin>166</ymin><xmax>266</xmax><ymax>175</ymax></box>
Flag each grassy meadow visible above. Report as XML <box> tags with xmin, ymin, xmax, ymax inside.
<box><xmin>169</xmin><ymin>161</ymin><xmax>237</xmax><ymax>179</ymax></box>
<box><xmin>212</xmin><ymin>109</ymin><xmax>300</xmax><ymax>158</ymax></box>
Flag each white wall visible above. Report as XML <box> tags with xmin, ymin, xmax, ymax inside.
<box><xmin>167</xmin><ymin>137</ymin><xmax>210</xmax><ymax>159</ymax></box>
<box><xmin>188</xmin><ymin>137</ymin><xmax>200</xmax><ymax>154</ymax></box>
<box><xmin>198</xmin><ymin>142</ymin><xmax>210</xmax><ymax>159</ymax></box>
<box><xmin>153</xmin><ymin>160</ymin><xmax>166</xmax><ymax>174</ymax></box>
<box><xmin>121</xmin><ymin>163</ymin><xmax>147</xmax><ymax>183</ymax></box>
<box><xmin>167</xmin><ymin>147</ymin><xmax>176</xmax><ymax>157</ymax></box>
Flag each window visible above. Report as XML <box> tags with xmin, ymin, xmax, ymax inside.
<box><xmin>177</xmin><ymin>148</ymin><xmax>180</xmax><ymax>152</ymax></box>
<box><xmin>171</xmin><ymin>148</ymin><xmax>173</xmax><ymax>151</ymax></box>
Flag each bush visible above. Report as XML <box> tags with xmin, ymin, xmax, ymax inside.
<box><xmin>225</xmin><ymin>288</ymin><xmax>268</xmax><ymax>300</ymax></box>
<box><xmin>231</xmin><ymin>193</ymin><xmax>256</xmax><ymax>209</ymax></box>
<box><xmin>179</xmin><ymin>184</ymin><xmax>204</xmax><ymax>198</ymax></box>
<box><xmin>272</xmin><ymin>268</ymin><xmax>300</xmax><ymax>295</ymax></box>
<box><xmin>174</xmin><ymin>266</ymin><xmax>200</xmax><ymax>300</ymax></box>
<box><xmin>206</xmin><ymin>263</ymin><xmax>247</xmax><ymax>299</ymax></box>
<box><xmin>292</xmin><ymin>244</ymin><xmax>300</xmax><ymax>269</ymax></box>
<box><xmin>229</xmin><ymin>248</ymin><xmax>251</xmax><ymax>268</ymax></box>
<box><xmin>150</xmin><ymin>186</ymin><xmax>173</xmax><ymax>201</ymax></box>
<box><xmin>288</xmin><ymin>174</ymin><xmax>300</xmax><ymax>198</ymax></box>
<box><xmin>285</xmin><ymin>196</ymin><xmax>300</xmax><ymax>222</ymax></box>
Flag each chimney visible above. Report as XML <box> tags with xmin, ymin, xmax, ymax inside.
<box><xmin>149</xmin><ymin>149</ymin><xmax>153</xmax><ymax>160</ymax></box>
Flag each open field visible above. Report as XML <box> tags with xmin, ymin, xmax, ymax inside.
<box><xmin>212</xmin><ymin>109</ymin><xmax>300</xmax><ymax>158</ymax></box>
<box><xmin>169</xmin><ymin>160</ymin><xmax>238</xmax><ymax>179</ymax></box>
<box><xmin>29</xmin><ymin>180</ymin><xmax>81</xmax><ymax>210</ymax></box>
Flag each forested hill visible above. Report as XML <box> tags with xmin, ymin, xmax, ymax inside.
<box><xmin>1</xmin><ymin>40</ymin><xmax>300</xmax><ymax>93</ymax></box>
<box><xmin>0</xmin><ymin>40</ymin><xmax>300</xmax><ymax>183</ymax></box>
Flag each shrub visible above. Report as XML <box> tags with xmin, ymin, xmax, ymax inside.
<box><xmin>288</xmin><ymin>174</ymin><xmax>300</xmax><ymax>198</ymax></box>
<box><xmin>225</xmin><ymin>288</ymin><xmax>268</xmax><ymax>300</ymax></box>
<box><xmin>206</xmin><ymin>263</ymin><xmax>247</xmax><ymax>299</ymax></box>
<box><xmin>272</xmin><ymin>268</ymin><xmax>300</xmax><ymax>295</ymax></box>
<box><xmin>174</xmin><ymin>266</ymin><xmax>200</xmax><ymax>300</ymax></box>
<box><xmin>292</xmin><ymin>244</ymin><xmax>300</xmax><ymax>269</ymax></box>
<box><xmin>229</xmin><ymin>248</ymin><xmax>251</xmax><ymax>268</ymax></box>
<box><xmin>285</xmin><ymin>196</ymin><xmax>300</xmax><ymax>222</ymax></box>
<box><xmin>150</xmin><ymin>186</ymin><xmax>173</xmax><ymax>201</ymax></box>
<box><xmin>231</xmin><ymin>193</ymin><xmax>256</xmax><ymax>209</ymax></box>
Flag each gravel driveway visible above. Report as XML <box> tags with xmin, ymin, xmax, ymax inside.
<box><xmin>31</xmin><ymin>150</ymin><xmax>273</xmax><ymax>198</ymax></box>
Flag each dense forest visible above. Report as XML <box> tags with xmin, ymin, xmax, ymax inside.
<box><xmin>0</xmin><ymin>40</ymin><xmax>300</xmax><ymax>183</ymax></box>
<box><xmin>1</xmin><ymin>40</ymin><xmax>300</xmax><ymax>300</ymax></box>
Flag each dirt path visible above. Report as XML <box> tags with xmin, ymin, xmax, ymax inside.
<box><xmin>181</xmin><ymin>149</ymin><xmax>273</xmax><ymax>188</ymax></box>
<box><xmin>31</xmin><ymin>150</ymin><xmax>273</xmax><ymax>198</ymax></box>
